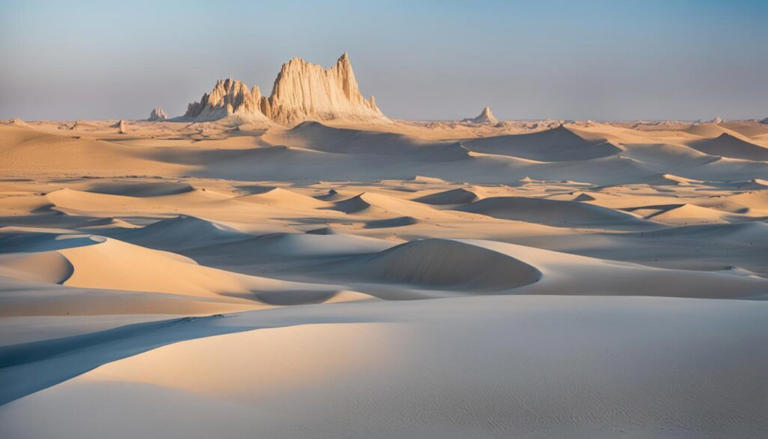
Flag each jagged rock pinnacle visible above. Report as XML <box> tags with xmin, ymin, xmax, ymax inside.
<box><xmin>184</xmin><ymin>78</ymin><xmax>266</xmax><ymax>122</ymax></box>
<box><xmin>182</xmin><ymin>53</ymin><xmax>386</xmax><ymax>125</ymax></box>
<box><xmin>148</xmin><ymin>108</ymin><xmax>168</xmax><ymax>121</ymax></box>
<box><xmin>464</xmin><ymin>106</ymin><xmax>499</xmax><ymax>124</ymax></box>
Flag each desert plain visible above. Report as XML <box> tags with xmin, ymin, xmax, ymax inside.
<box><xmin>0</xmin><ymin>54</ymin><xmax>767</xmax><ymax>438</ymax></box>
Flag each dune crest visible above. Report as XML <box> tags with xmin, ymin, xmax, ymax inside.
<box><xmin>690</xmin><ymin>133</ymin><xmax>768</xmax><ymax>161</ymax></box>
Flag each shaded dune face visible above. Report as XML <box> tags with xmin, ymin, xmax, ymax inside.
<box><xmin>689</xmin><ymin>133</ymin><xmax>768</xmax><ymax>161</ymax></box>
<box><xmin>464</xmin><ymin>126</ymin><xmax>622</xmax><ymax>161</ymax></box>
<box><xmin>459</xmin><ymin>196</ymin><xmax>649</xmax><ymax>228</ymax></box>
<box><xmin>338</xmin><ymin>239</ymin><xmax>542</xmax><ymax>291</ymax></box>
<box><xmin>110</xmin><ymin>215</ymin><xmax>247</xmax><ymax>251</ymax></box>
<box><xmin>84</xmin><ymin>182</ymin><xmax>195</xmax><ymax>197</ymax></box>
<box><xmin>413</xmin><ymin>188</ymin><xmax>478</xmax><ymax>205</ymax></box>
<box><xmin>285</xmin><ymin>121</ymin><xmax>471</xmax><ymax>160</ymax></box>
<box><xmin>0</xmin><ymin>251</ymin><xmax>74</xmax><ymax>284</ymax></box>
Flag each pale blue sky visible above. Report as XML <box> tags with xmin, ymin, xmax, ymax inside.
<box><xmin>1</xmin><ymin>0</ymin><xmax>766</xmax><ymax>120</ymax></box>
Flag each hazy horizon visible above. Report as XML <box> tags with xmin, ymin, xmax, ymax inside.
<box><xmin>1</xmin><ymin>0</ymin><xmax>766</xmax><ymax>121</ymax></box>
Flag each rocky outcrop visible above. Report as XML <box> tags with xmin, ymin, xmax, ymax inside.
<box><xmin>760</xmin><ymin>117</ymin><xmax>768</xmax><ymax>124</ymax></box>
<box><xmin>148</xmin><ymin>108</ymin><xmax>168</xmax><ymax>121</ymax></box>
<box><xmin>111</xmin><ymin>120</ymin><xmax>127</xmax><ymax>134</ymax></box>
<box><xmin>260</xmin><ymin>52</ymin><xmax>385</xmax><ymax>125</ymax></box>
<box><xmin>8</xmin><ymin>118</ymin><xmax>28</xmax><ymax>127</ymax></box>
<box><xmin>464</xmin><ymin>106</ymin><xmax>498</xmax><ymax>125</ymax></box>
<box><xmin>182</xmin><ymin>53</ymin><xmax>385</xmax><ymax>125</ymax></box>
<box><xmin>184</xmin><ymin>79</ymin><xmax>267</xmax><ymax>122</ymax></box>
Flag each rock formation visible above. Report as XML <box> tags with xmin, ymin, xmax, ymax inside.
<box><xmin>464</xmin><ymin>106</ymin><xmax>499</xmax><ymax>125</ymax></box>
<box><xmin>148</xmin><ymin>108</ymin><xmax>168</xmax><ymax>121</ymax></box>
<box><xmin>111</xmin><ymin>120</ymin><xmax>127</xmax><ymax>134</ymax></box>
<box><xmin>9</xmin><ymin>118</ymin><xmax>28</xmax><ymax>127</ymax></box>
<box><xmin>260</xmin><ymin>52</ymin><xmax>384</xmax><ymax>125</ymax></box>
<box><xmin>184</xmin><ymin>78</ymin><xmax>267</xmax><ymax>122</ymax></box>
<box><xmin>760</xmin><ymin>117</ymin><xmax>768</xmax><ymax>124</ymax></box>
<box><xmin>183</xmin><ymin>53</ymin><xmax>385</xmax><ymax>125</ymax></box>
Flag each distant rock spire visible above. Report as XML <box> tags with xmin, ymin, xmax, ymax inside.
<box><xmin>148</xmin><ymin>108</ymin><xmax>168</xmax><ymax>121</ymax></box>
<box><xmin>111</xmin><ymin>120</ymin><xmax>127</xmax><ymax>134</ymax></box>
<box><xmin>464</xmin><ymin>106</ymin><xmax>499</xmax><ymax>124</ymax></box>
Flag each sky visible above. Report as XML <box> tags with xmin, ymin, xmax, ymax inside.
<box><xmin>1</xmin><ymin>0</ymin><xmax>766</xmax><ymax>121</ymax></box>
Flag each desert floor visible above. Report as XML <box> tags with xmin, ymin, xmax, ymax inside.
<box><xmin>1</xmin><ymin>118</ymin><xmax>767</xmax><ymax>438</ymax></box>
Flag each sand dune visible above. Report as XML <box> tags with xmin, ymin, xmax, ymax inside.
<box><xmin>623</xmin><ymin>203</ymin><xmax>733</xmax><ymax>224</ymax></box>
<box><xmin>699</xmin><ymin>189</ymin><xmax>768</xmax><ymax>216</ymax></box>
<box><xmin>180</xmin><ymin>232</ymin><xmax>396</xmax><ymax>273</ymax></box>
<box><xmin>272</xmin><ymin>121</ymin><xmax>471</xmax><ymax>160</ymax></box>
<box><xmin>313</xmin><ymin>238</ymin><xmax>768</xmax><ymax>298</ymax></box>
<box><xmin>236</xmin><ymin>186</ymin><xmax>329</xmax><ymax>208</ymax></box>
<box><xmin>0</xmin><ymin>230</ymin><xmax>97</xmax><ymax>254</ymax></box>
<box><xmin>572</xmin><ymin>192</ymin><xmax>596</xmax><ymax>201</ymax></box>
<box><xmin>45</xmin><ymin>187</ymin><xmax>228</xmax><ymax>216</ymax></box>
<box><xmin>643</xmin><ymin>173</ymin><xmax>704</xmax><ymax>186</ymax></box>
<box><xmin>458</xmin><ymin>196</ymin><xmax>650</xmax><ymax>227</ymax></box>
<box><xmin>0</xmin><ymin>251</ymin><xmax>73</xmax><ymax>284</ymax></box>
<box><xmin>413</xmin><ymin>187</ymin><xmax>479</xmax><ymax>205</ymax></box>
<box><xmin>690</xmin><ymin>133</ymin><xmax>768</xmax><ymax>161</ymax></box>
<box><xmin>0</xmin><ymin>126</ymin><xmax>187</xmax><ymax>176</ymax></box>
<box><xmin>84</xmin><ymin>181</ymin><xmax>195</xmax><ymax>197</ymax></box>
<box><xmin>109</xmin><ymin>215</ymin><xmax>249</xmax><ymax>251</ymax></box>
<box><xmin>58</xmin><ymin>237</ymin><xmax>340</xmax><ymax>301</ymax></box>
<box><xmin>464</xmin><ymin>125</ymin><xmax>622</xmax><ymax>161</ymax></box>
<box><xmin>333</xmin><ymin>239</ymin><xmax>541</xmax><ymax>291</ymax></box>
<box><xmin>462</xmin><ymin>239</ymin><xmax>768</xmax><ymax>298</ymax></box>
<box><xmin>330</xmin><ymin>191</ymin><xmax>459</xmax><ymax>220</ymax></box>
